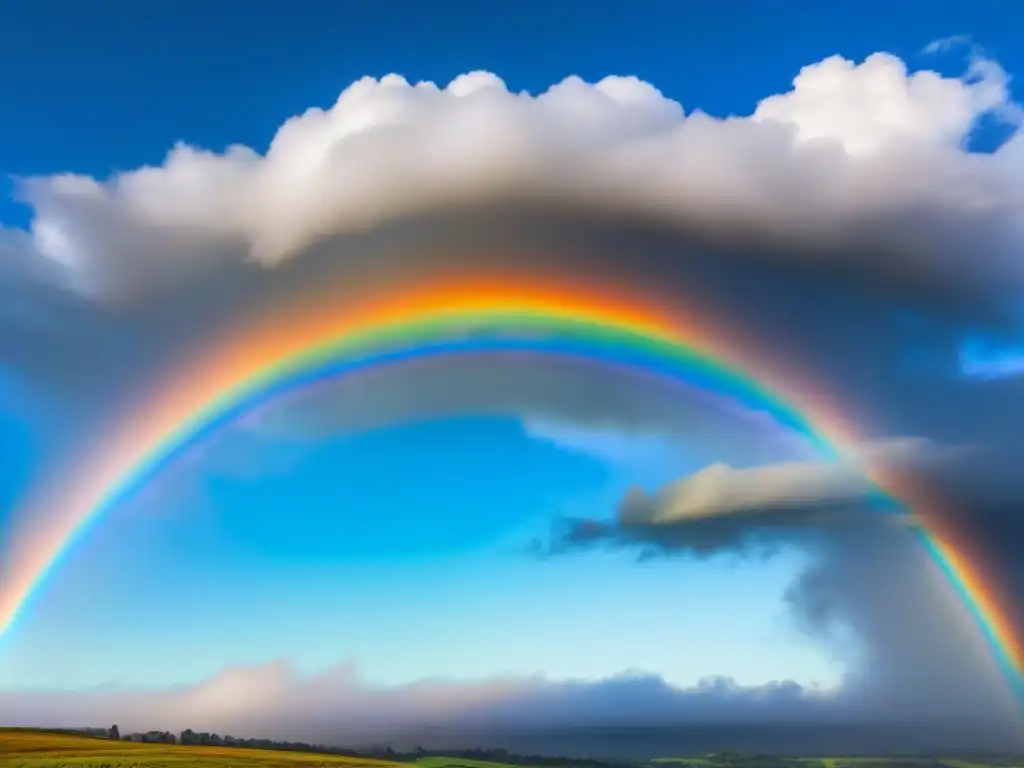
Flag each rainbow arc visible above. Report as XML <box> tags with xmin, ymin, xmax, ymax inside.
<box><xmin>1</xmin><ymin>276</ymin><xmax>1019</xmax><ymax>704</ymax></box>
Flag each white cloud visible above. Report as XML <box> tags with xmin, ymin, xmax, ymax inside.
<box><xmin>922</xmin><ymin>35</ymin><xmax>974</xmax><ymax>55</ymax></box>
<box><xmin>622</xmin><ymin>437</ymin><xmax>963</xmax><ymax>525</ymax></box>
<box><xmin>522</xmin><ymin>418</ymin><xmax>684</xmax><ymax>466</ymax></box>
<box><xmin>5</xmin><ymin>51</ymin><xmax>1022</xmax><ymax>300</ymax></box>
<box><xmin>630</xmin><ymin>460</ymin><xmax>870</xmax><ymax>525</ymax></box>
<box><xmin>752</xmin><ymin>53</ymin><xmax>1010</xmax><ymax>156</ymax></box>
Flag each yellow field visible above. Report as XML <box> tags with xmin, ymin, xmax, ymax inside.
<box><xmin>0</xmin><ymin>729</ymin><xmax>406</xmax><ymax>768</ymax></box>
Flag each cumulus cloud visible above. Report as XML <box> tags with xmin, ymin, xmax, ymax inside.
<box><xmin>623</xmin><ymin>438</ymin><xmax>960</xmax><ymax>525</ymax></box>
<box><xmin>752</xmin><ymin>52</ymin><xmax>1014</xmax><ymax>155</ymax></box>
<box><xmin>2</xmin><ymin>47</ymin><xmax>1024</xmax><ymax>741</ymax></box>
<box><xmin>4</xmin><ymin>51</ymin><xmax>1023</xmax><ymax>313</ymax></box>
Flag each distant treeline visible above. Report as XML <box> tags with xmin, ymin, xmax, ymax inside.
<box><xmin>82</xmin><ymin>725</ymin><xmax>635</xmax><ymax>768</ymax></box>
<box><xmin>66</xmin><ymin>727</ymin><xmax>1022</xmax><ymax>766</ymax></box>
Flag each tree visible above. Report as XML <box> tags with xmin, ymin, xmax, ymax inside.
<box><xmin>109</xmin><ymin>725</ymin><xmax>120</xmax><ymax>740</ymax></box>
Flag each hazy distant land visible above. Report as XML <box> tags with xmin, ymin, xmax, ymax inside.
<box><xmin>2</xmin><ymin>728</ymin><xmax>1022</xmax><ymax>768</ymax></box>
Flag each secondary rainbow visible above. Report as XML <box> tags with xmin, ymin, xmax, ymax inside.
<box><xmin>1</xmin><ymin>274</ymin><xmax>1020</xmax><ymax>702</ymax></box>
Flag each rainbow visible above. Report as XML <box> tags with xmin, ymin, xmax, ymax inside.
<box><xmin>1</xmin><ymin>275</ymin><xmax>1021</xmax><ymax>701</ymax></box>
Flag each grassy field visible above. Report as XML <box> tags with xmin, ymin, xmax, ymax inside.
<box><xmin>796</xmin><ymin>759</ymin><xmax>1000</xmax><ymax>768</ymax></box>
<box><xmin>651</xmin><ymin>757</ymin><xmax>1009</xmax><ymax>768</ymax></box>
<box><xmin>413</xmin><ymin>758</ymin><xmax>520</xmax><ymax>768</ymax></box>
<box><xmin>0</xmin><ymin>729</ymin><xmax>406</xmax><ymax>768</ymax></box>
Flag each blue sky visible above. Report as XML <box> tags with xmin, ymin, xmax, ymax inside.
<box><xmin>0</xmin><ymin>0</ymin><xmax>1019</xmax><ymax>703</ymax></box>
<box><xmin>0</xmin><ymin>415</ymin><xmax>834</xmax><ymax>691</ymax></box>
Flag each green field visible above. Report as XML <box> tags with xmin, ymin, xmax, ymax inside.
<box><xmin>654</xmin><ymin>758</ymin><xmax>1015</xmax><ymax>768</ymax></box>
<box><xmin>413</xmin><ymin>758</ymin><xmax>520</xmax><ymax>768</ymax></box>
<box><xmin>797</xmin><ymin>759</ymin><xmax>1009</xmax><ymax>768</ymax></box>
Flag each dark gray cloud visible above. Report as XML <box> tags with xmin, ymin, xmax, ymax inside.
<box><xmin>538</xmin><ymin>441</ymin><xmax>1024</xmax><ymax>727</ymax></box>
